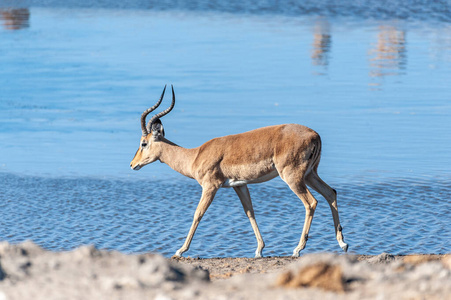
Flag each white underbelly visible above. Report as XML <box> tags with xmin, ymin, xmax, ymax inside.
<box><xmin>221</xmin><ymin>169</ymin><xmax>279</xmax><ymax>188</ymax></box>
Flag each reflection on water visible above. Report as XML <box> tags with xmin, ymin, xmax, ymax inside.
<box><xmin>368</xmin><ymin>25</ymin><xmax>407</xmax><ymax>86</ymax></box>
<box><xmin>311</xmin><ymin>18</ymin><xmax>331</xmax><ymax>73</ymax></box>
<box><xmin>429</xmin><ymin>24</ymin><xmax>451</xmax><ymax>63</ymax></box>
<box><xmin>0</xmin><ymin>6</ymin><xmax>434</xmax><ymax>89</ymax></box>
<box><xmin>308</xmin><ymin>19</ymin><xmax>409</xmax><ymax>81</ymax></box>
<box><xmin>0</xmin><ymin>8</ymin><xmax>29</xmax><ymax>30</ymax></box>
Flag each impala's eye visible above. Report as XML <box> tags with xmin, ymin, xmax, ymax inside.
<box><xmin>141</xmin><ymin>142</ymin><xmax>148</xmax><ymax>148</ymax></box>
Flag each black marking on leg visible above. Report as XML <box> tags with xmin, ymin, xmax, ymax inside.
<box><xmin>337</xmin><ymin>225</ymin><xmax>342</xmax><ymax>232</ymax></box>
<box><xmin>305</xmin><ymin>234</ymin><xmax>308</xmax><ymax>241</ymax></box>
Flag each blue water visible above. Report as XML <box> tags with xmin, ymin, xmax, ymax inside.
<box><xmin>0</xmin><ymin>1</ymin><xmax>450</xmax><ymax>257</ymax></box>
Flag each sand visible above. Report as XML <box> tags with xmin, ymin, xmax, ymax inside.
<box><xmin>0</xmin><ymin>241</ymin><xmax>450</xmax><ymax>300</ymax></box>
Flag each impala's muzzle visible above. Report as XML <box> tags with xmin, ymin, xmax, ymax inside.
<box><xmin>130</xmin><ymin>163</ymin><xmax>141</xmax><ymax>170</ymax></box>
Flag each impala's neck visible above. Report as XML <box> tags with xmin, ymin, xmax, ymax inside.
<box><xmin>158</xmin><ymin>138</ymin><xmax>196</xmax><ymax>179</ymax></box>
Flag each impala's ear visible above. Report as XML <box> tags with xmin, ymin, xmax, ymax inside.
<box><xmin>151</xmin><ymin>119</ymin><xmax>165</xmax><ymax>140</ymax></box>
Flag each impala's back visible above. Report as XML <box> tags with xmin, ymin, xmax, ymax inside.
<box><xmin>190</xmin><ymin>124</ymin><xmax>320</xmax><ymax>187</ymax></box>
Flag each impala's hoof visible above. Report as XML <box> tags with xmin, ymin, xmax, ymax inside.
<box><xmin>173</xmin><ymin>250</ymin><xmax>183</xmax><ymax>258</ymax></box>
<box><xmin>339</xmin><ymin>241</ymin><xmax>349</xmax><ymax>252</ymax></box>
<box><xmin>254</xmin><ymin>247</ymin><xmax>264</xmax><ymax>258</ymax></box>
<box><xmin>292</xmin><ymin>249</ymin><xmax>300</xmax><ymax>257</ymax></box>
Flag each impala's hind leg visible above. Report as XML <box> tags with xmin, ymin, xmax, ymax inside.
<box><xmin>280</xmin><ymin>168</ymin><xmax>318</xmax><ymax>257</ymax></box>
<box><xmin>290</xmin><ymin>183</ymin><xmax>318</xmax><ymax>257</ymax></box>
<box><xmin>306</xmin><ymin>171</ymin><xmax>348</xmax><ymax>252</ymax></box>
<box><xmin>234</xmin><ymin>185</ymin><xmax>265</xmax><ymax>258</ymax></box>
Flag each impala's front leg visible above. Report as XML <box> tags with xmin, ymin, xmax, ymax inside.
<box><xmin>174</xmin><ymin>184</ymin><xmax>219</xmax><ymax>257</ymax></box>
<box><xmin>233</xmin><ymin>185</ymin><xmax>265</xmax><ymax>258</ymax></box>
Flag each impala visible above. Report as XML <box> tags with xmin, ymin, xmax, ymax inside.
<box><xmin>130</xmin><ymin>85</ymin><xmax>348</xmax><ymax>257</ymax></box>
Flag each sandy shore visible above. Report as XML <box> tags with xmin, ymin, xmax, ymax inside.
<box><xmin>0</xmin><ymin>241</ymin><xmax>450</xmax><ymax>300</ymax></box>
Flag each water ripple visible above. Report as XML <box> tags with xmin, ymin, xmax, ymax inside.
<box><xmin>1</xmin><ymin>1</ymin><xmax>450</xmax><ymax>23</ymax></box>
<box><xmin>0</xmin><ymin>173</ymin><xmax>450</xmax><ymax>257</ymax></box>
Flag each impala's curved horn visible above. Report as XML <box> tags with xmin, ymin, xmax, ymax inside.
<box><xmin>147</xmin><ymin>85</ymin><xmax>175</xmax><ymax>133</ymax></box>
<box><xmin>140</xmin><ymin>85</ymin><xmax>166</xmax><ymax>136</ymax></box>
